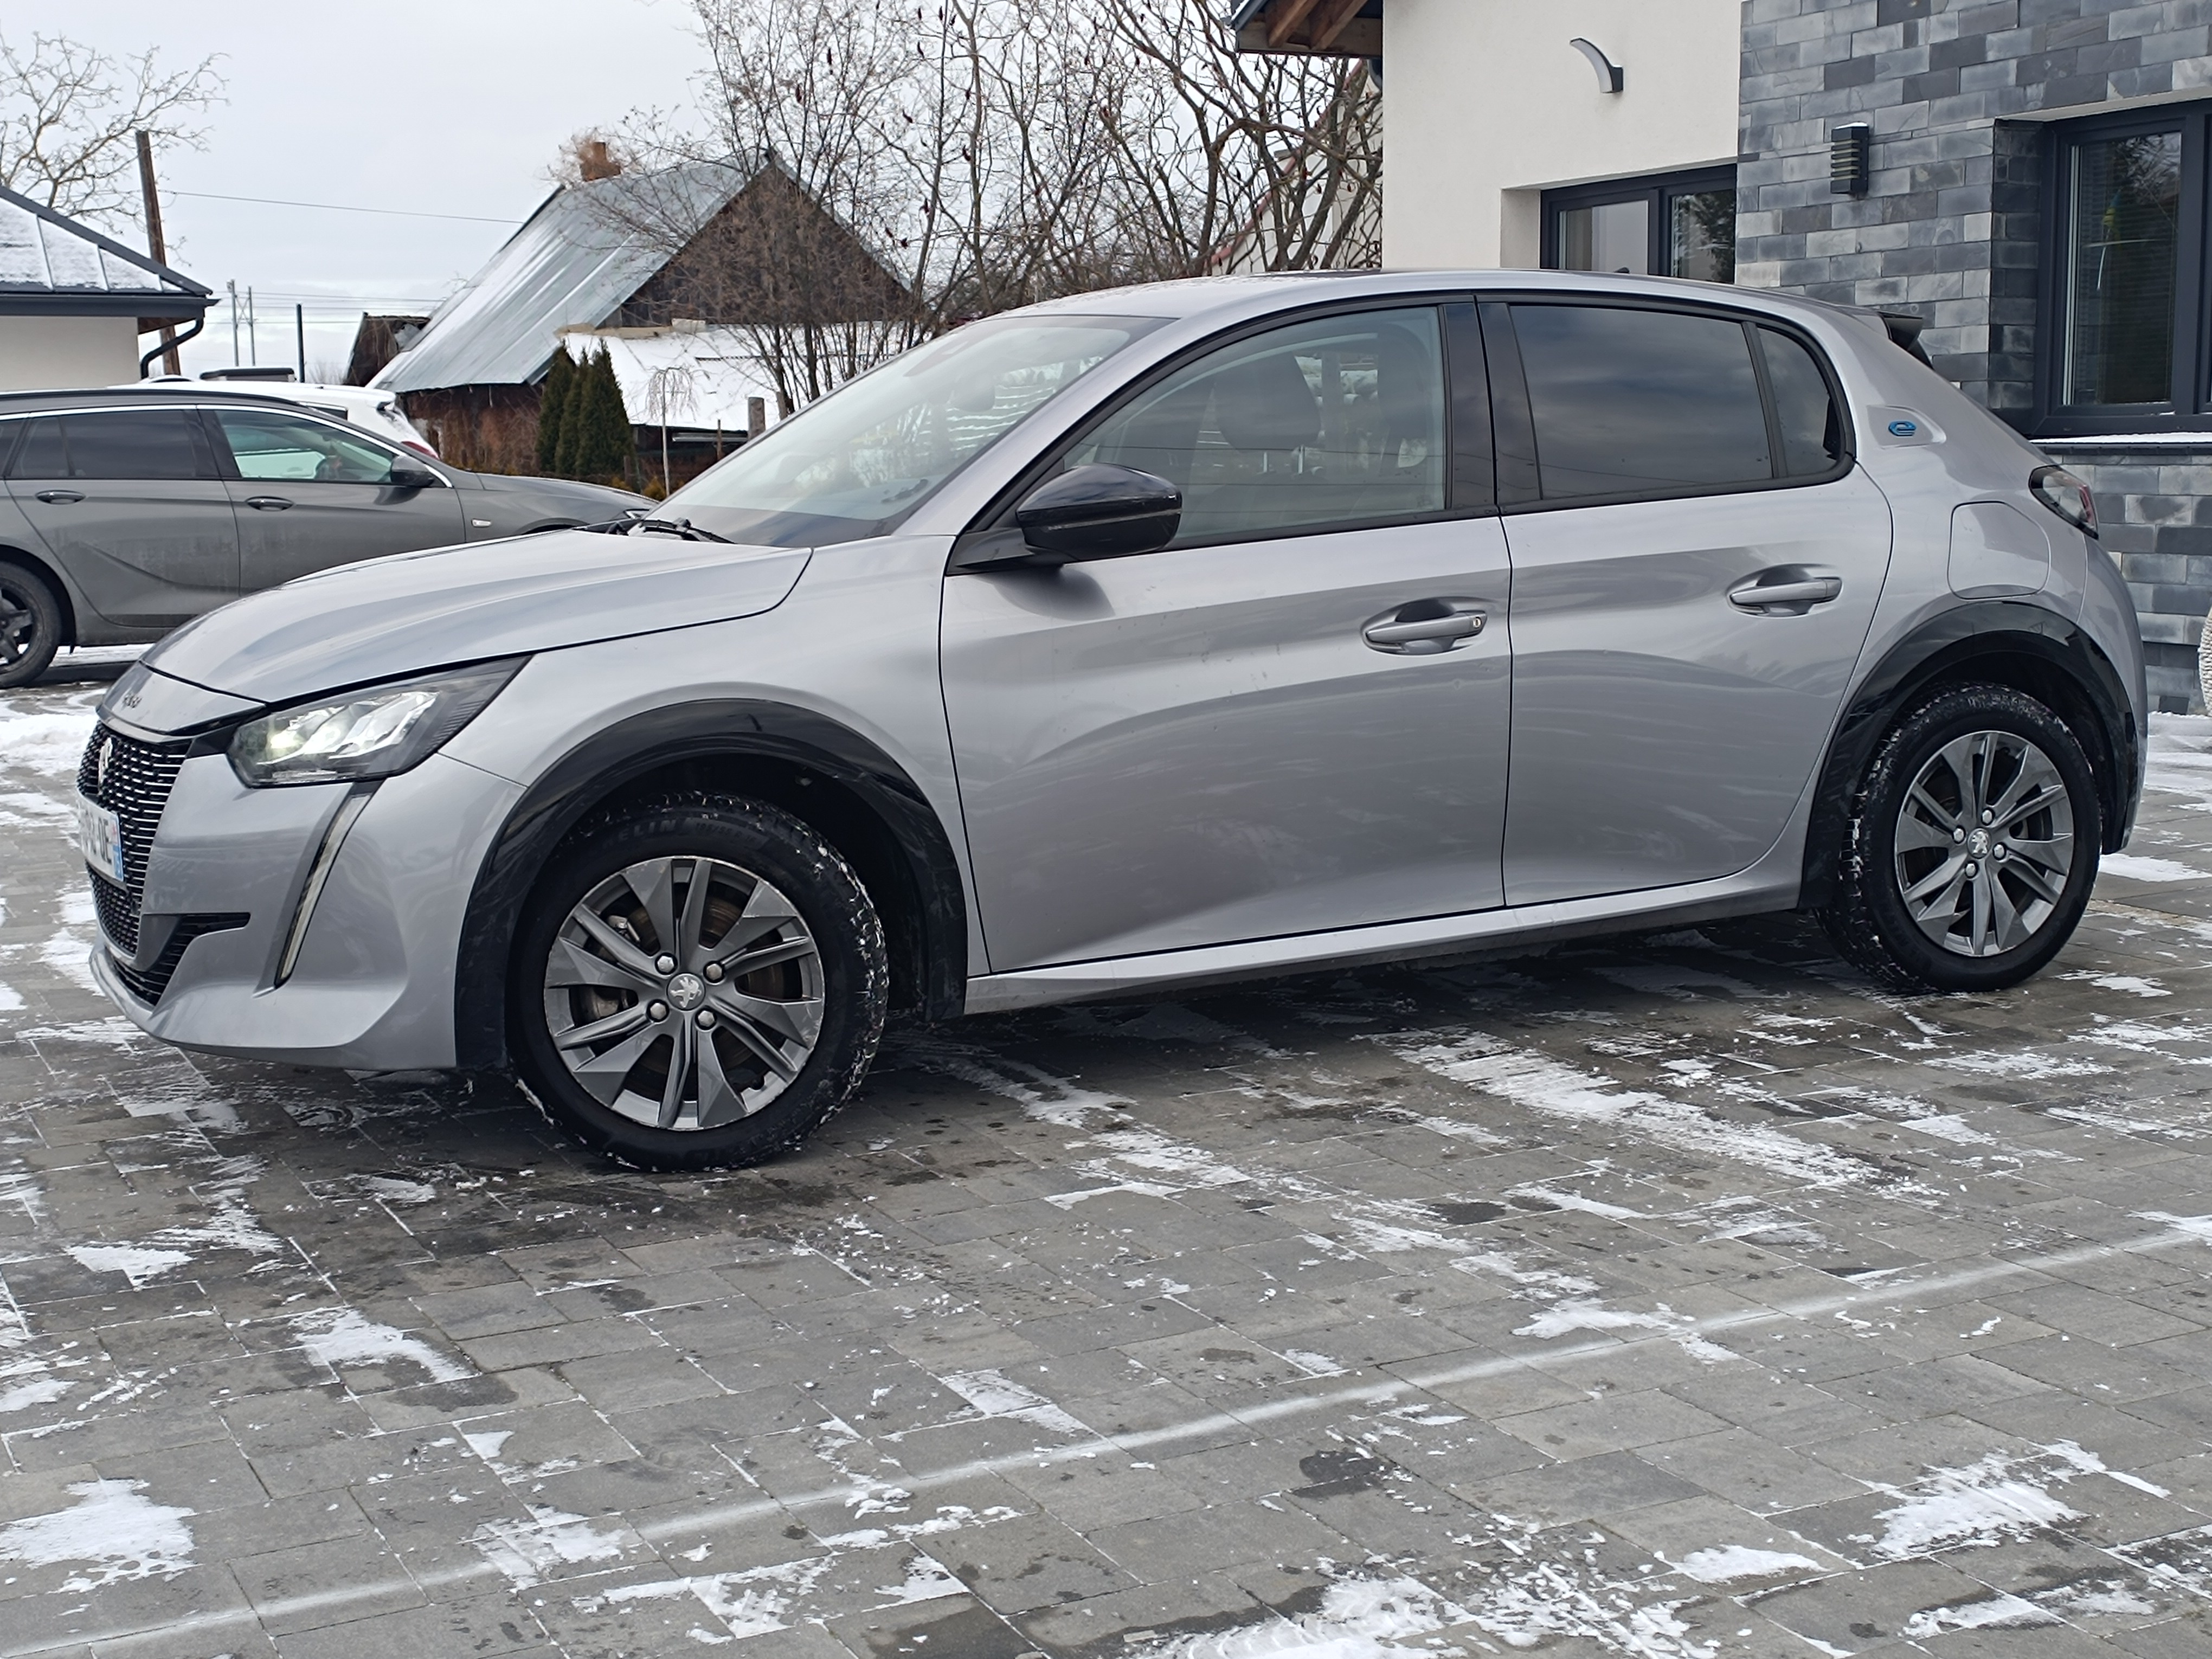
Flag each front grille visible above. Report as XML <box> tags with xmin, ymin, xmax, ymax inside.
<box><xmin>112</xmin><ymin>913</ymin><xmax>249</xmax><ymax>1006</ymax></box>
<box><xmin>77</xmin><ymin>724</ymin><xmax>188</xmax><ymax>957</ymax></box>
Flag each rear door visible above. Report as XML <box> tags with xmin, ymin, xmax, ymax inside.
<box><xmin>206</xmin><ymin>406</ymin><xmax>466</xmax><ymax>589</ymax></box>
<box><xmin>1488</xmin><ymin>299</ymin><xmax>1893</xmax><ymax>905</ymax></box>
<box><xmin>2</xmin><ymin>408</ymin><xmax>240</xmax><ymax>628</ymax></box>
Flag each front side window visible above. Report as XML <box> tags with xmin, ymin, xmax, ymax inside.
<box><xmin>215</xmin><ymin>409</ymin><xmax>407</xmax><ymax>484</ymax></box>
<box><xmin>1065</xmin><ymin>306</ymin><xmax>1448</xmax><ymax>548</ymax></box>
<box><xmin>667</xmin><ymin>314</ymin><xmax>1161</xmax><ymax>547</ymax></box>
<box><xmin>1545</xmin><ymin>168</ymin><xmax>1737</xmax><ymax>283</ymax></box>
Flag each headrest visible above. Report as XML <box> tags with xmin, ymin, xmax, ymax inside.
<box><xmin>1211</xmin><ymin>352</ymin><xmax>1319</xmax><ymax>453</ymax></box>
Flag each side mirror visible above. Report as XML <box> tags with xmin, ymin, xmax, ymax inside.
<box><xmin>388</xmin><ymin>461</ymin><xmax>442</xmax><ymax>490</ymax></box>
<box><xmin>1015</xmin><ymin>464</ymin><xmax>1181</xmax><ymax>561</ymax></box>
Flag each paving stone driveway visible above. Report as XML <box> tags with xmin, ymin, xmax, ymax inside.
<box><xmin>7</xmin><ymin>657</ymin><xmax>2212</xmax><ymax>1658</ymax></box>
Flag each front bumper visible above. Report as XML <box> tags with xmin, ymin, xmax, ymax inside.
<box><xmin>95</xmin><ymin>749</ymin><xmax>523</xmax><ymax>1070</ymax></box>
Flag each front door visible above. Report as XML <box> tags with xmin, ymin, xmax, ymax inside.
<box><xmin>206</xmin><ymin>406</ymin><xmax>466</xmax><ymax>589</ymax></box>
<box><xmin>942</xmin><ymin>304</ymin><xmax>1513</xmax><ymax>972</ymax></box>
<box><xmin>1488</xmin><ymin>299</ymin><xmax>1894</xmax><ymax>905</ymax></box>
<box><xmin>2</xmin><ymin>408</ymin><xmax>239</xmax><ymax>628</ymax></box>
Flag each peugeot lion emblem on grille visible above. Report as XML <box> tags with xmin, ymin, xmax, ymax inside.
<box><xmin>94</xmin><ymin>736</ymin><xmax>112</xmax><ymax>793</ymax></box>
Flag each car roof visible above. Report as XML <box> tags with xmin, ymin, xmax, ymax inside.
<box><xmin>0</xmin><ymin>385</ymin><xmax>349</xmax><ymax>416</ymax></box>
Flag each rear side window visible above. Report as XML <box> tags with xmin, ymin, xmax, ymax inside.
<box><xmin>1760</xmin><ymin>326</ymin><xmax>1843</xmax><ymax>477</ymax></box>
<box><xmin>1511</xmin><ymin>304</ymin><xmax>1771</xmax><ymax>499</ymax></box>
<box><xmin>4</xmin><ymin>410</ymin><xmax>205</xmax><ymax>480</ymax></box>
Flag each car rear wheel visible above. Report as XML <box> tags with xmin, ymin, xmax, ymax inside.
<box><xmin>0</xmin><ymin>562</ymin><xmax>63</xmax><ymax>690</ymax></box>
<box><xmin>510</xmin><ymin>797</ymin><xmax>888</xmax><ymax>1170</ymax></box>
<box><xmin>1821</xmin><ymin>684</ymin><xmax>2100</xmax><ymax>993</ymax></box>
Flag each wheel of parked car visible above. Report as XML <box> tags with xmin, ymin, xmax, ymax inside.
<box><xmin>0</xmin><ymin>561</ymin><xmax>62</xmax><ymax>690</ymax></box>
<box><xmin>1822</xmin><ymin>684</ymin><xmax>2101</xmax><ymax>993</ymax></box>
<box><xmin>509</xmin><ymin>797</ymin><xmax>889</xmax><ymax>1171</ymax></box>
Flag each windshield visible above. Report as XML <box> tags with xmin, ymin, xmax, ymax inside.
<box><xmin>665</xmin><ymin>313</ymin><xmax>1163</xmax><ymax>546</ymax></box>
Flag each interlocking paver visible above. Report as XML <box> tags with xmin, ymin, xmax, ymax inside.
<box><xmin>12</xmin><ymin>663</ymin><xmax>2212</xmax><ymax>1652</ymax></box>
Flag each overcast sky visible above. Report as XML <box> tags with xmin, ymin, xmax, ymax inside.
<box><xmin>17</xmin><ymin>0</ymin><xmax>703</xmax><ymax>378</ymax></box>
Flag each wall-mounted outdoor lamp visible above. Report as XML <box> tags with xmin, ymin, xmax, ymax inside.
<box><xmin>1830</xmin><ymin>123</ymin><xmax>1872</xmax><ymax>195</ymax></box>
<box><xmin>1568</xmin><ymin>38</ymin><xmax>1624</xmax><ymax>94</ymax></box>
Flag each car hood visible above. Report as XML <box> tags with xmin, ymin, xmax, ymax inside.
<box><xmin>143</xmin><ymin>528</ymin><xmax>811</xmax><ymax>706</ymax></box>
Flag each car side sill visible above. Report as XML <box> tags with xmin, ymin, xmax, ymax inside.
<box><xmin>962</xmin><ymin>862</ymin><xmax>1802</xmax><ymax>1015</ymax></box>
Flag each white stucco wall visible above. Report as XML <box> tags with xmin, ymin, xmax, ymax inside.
<box><xmin>1380</xmin><ymin>0</ymin><xmax>1741</xmax><ymax>270</ymax></box>
<box><xmin>0</xmin><ymin>314</ymin><xmax>143</xmax><ymax>391</ymax></box>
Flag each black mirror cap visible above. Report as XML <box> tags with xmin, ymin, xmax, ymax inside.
<box><xmin>388</xmin><ymin>462</ymin><xmax>442</xmax><ymax>490</ymax></box>
<box><xmin>1015</xmin><ymin>464</ymin><xmax>1181</xmax><ymax>560</ymax></box>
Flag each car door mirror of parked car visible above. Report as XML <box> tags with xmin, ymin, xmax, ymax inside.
<box><xmin>387</xmin><ymin>461</ymin><xmax>445</xmax><ymax>491</ymax></box>
<box><xmin>953</xmin><ymin>465</ymin><xmax>1182</xmax><ymax>572</ymax></box>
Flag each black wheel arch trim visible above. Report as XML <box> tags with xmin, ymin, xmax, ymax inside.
<box><xmin>454</xmin><ymin>700</ymin><xmax>968</xmax><ymax>1070</ymax></box>
<box><xmin>1799</xmin><ymin>601</ymin><xmax>2142</xmax><ymax>910</ymax></box>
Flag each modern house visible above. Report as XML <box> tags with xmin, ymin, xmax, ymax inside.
<box><xmin>0</xmin><ymin>184</ymin><xmax>214</xmax><ymax>392</ymax></box>
<box><xmin>370</xmin><ymin>158</ymin><xmax>905</xmax><ymax>477</ymax></box>
<box><xmin>1235</xmin><ymin>0</ymin><xmax>2212</xmax><ymax>712</ymax></box>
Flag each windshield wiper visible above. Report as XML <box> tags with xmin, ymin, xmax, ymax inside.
<box><xmin>579</xmin><ymin>516</ymin><xmax>730</xmax><ymax>542</ymax></box>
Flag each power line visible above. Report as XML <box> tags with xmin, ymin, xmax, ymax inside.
<box><xmin>171</xmin><ymin>189</ymin><xmax>518</xmax><ymax>225</ymax></box>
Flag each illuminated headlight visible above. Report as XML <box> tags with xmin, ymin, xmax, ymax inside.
<box><xmin>229</xmin><ymin>660</ymin><xmax>523</xmax><ymax>787</ymax></box>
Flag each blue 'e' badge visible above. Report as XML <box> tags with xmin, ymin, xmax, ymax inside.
<box><xmin>1887</xmin><ymin>419</ymin><xmax>1919</xmax><ymax>437</ymax></box>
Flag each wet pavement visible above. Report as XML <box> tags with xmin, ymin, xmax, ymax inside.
<box><xmin>7</xmin><ymin>652</ymin><xmax>2212</xmax><ymax>1656</ymax></box>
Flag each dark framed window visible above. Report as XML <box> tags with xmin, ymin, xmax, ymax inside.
<box><xmin>2038</xmin><ymin>105</ymin><xmax>2212</xmax><ymax>436</ymax></box>
<box><xmin>1541</xmin><ymin>167</ymin><xmax>1738</xmax><ymax>284</ymax></box>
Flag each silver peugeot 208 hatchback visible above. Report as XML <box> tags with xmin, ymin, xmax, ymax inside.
<box><xmin>77</xmin><ymin>271</ymin><xmax>2146</xmax><ymax>1169</ymax></box>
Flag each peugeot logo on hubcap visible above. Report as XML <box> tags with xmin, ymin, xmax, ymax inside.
<box><xmin>667</xmin><ymin>973</ymin><xmax>706</xmax><ymax>1012</ymax></box>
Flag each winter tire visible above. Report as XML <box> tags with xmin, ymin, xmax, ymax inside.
<box><xmin>1821</xmin><ymin>684</ymin><xmax>2100</xmax><ymax>993</ymax></box>
<box><xmin>0</xmin><ymin>562</ymin><xmax>63</xmax><ymax>690</ymax></box>
<box><xmin>510</xmin><ymin>796</ymin><xmax>888</xmax><ymax>1170</ymax></box>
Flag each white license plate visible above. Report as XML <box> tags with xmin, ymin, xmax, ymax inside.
<box><xmin>77</xmin><ymin>796</ymin><xmax>125</xmax><ymax>886</ymax></box>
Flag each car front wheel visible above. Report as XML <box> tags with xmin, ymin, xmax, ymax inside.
<box><xmin>510</xmin><ymin>796</ymin><xmax>888</xmax><ymax>1169</ymax></box>
<box><xmin>1821</xmin><ymin>684</ymin><xmax>2101</xmax><ymax>993</ymax></box>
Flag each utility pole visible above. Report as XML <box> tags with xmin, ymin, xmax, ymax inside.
<box><xmin>296</xmin><ymin>304</ymin><xmax>306</xmax><ymax>382</ymax></box>
<box><xmin>246</xmin><ymin>287</ymin><xmax>256</xmax><ymax>365</ymax></box>
<box><xmin>228</xmin><ymin>278</ymin><xmax>240</xmax><ymax>365</ymax></box>
<box><xmin>134</xmin><ymin>131</ymin><xmax>180</xmax><ymax>376</ymax></box>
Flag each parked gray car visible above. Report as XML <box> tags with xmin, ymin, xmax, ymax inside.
<box><xmin>0</xmin><ymin>387</ymin><xmax>645</xmax><ymax>686</ymax></box>
<box><xmin>75</xmin><ymin>271</ymin><xmax>2145</xmax><ymax>1169</ymax></box>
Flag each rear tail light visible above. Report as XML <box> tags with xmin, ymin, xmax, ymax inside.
<box><xmin>2030</xmin><ymin>464</ymin><xmax>2097</xmax><ymax>538</ymax></box>
<box><xmin>404</xmin><ymin>439</ymin><xmax>441</xmax><ymax>459</ymax></box>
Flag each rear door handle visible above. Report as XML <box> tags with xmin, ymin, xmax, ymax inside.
<box><xmin>1728</xmin><ymin>575</ymin><xmax>1841</xmax><ymax>614</ymax></box>
<box><xmin>245</xmin><ymin>496</ymin><xmax>293</xmax><ymax>511</ymax></box>
<box><xmin>1362</xmin><ymin>602</ymin><xmax>1487</xmax><ymax>654</ymax></box>
<box><xmin>33</xmin><ymin>489</ymin><xmax>83</xmax><ymax>504</ymax></box>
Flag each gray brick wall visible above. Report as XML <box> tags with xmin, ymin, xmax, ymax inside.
<box><xmin>1738</xmin><ymin>0</ymin><xmax>2212</xmax><ymax>711</ymax></box>
<box><xmin>2047</xmin><ymin>445</ymin><xmax>2212</xmax><ymax>711</ymax></box>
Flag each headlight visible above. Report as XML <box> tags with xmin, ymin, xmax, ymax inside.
<box><xmin>229</xmin><ymin>660</ymin><xmax>523</xmax><ymax>787</ymax></box>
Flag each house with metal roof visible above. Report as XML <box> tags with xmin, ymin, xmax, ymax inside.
<box><xmin>370</xmin><ymin>158</ymin><xmax>905</xmax><ymax>476</ymax></box>
<box><xmin>0</xmin><ymin>183</ymin><xmax>214</xmax><ymax>392</ymax></box>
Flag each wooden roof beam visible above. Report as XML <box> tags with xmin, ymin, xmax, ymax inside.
<box><xmin>1308</xmin><ymin>0</ymin><xmax>1370</xmax><ymax>51</ymax></box>
<box><xmin>1266</xmin><ymin>0</ymin><xmax>1324</xmax><ymax>48</ymax></box>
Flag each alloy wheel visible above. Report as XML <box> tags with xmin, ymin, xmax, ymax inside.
<box><xmin>1892</xmin><ymin>728</ymin><xmax>2075</xmax><ymax>959</ymax></box>
<box><xmin>541</xmin><ymin>854</ymin><xmax>825</xmax><ymax>1130</ymax></box>
<box><xmin>0</xmin><ymin>578</ymin><xmax>38</xmax><ymax>668</ymax></box>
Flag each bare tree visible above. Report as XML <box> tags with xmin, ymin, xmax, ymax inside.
<box><xmin>587</xmin><ymin>0</ymin><xmax>1379</xmax><ymax>411</ymax></box>
<box><xmin>0</xmin><ymin>33</ymin><xmax>223</xmax><ymax>233</ymax></box>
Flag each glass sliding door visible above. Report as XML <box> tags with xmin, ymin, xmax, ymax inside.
<box><xmin>2062</xmin><ymin>130</ymin><xmax>2183</xmax><ymax>409</ymax></box>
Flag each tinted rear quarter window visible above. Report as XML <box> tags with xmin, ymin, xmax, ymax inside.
<box><xmin>1760</xmin><ymin>326</ymin><xmax>1843</xmax><ymax>477</ymax></box>
<box><xmin>49</xmin><ymin>410</ymin><xmax>205</xmax><ymax>480</ymax></box>
<box><xmin>1512</xmin><ymin>304</ymin><xmax>1771</xmax><ymax>500</ymax></box>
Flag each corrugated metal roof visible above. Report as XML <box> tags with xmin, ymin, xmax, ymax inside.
<box><xmin>0</xmin><ymin>183</ymin><xmax>212</xmax><ymax>313</ymax></box>
<box><xmin>373</xmin><ymin>162</ymin><xmax>745</xmax><ymax>393</ymax></box>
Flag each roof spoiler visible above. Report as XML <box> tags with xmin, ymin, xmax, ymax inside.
<box><xmin>1877</xmin><ymin>310</ymin><xmax>1932</xmax><ymax>366</ymax></box>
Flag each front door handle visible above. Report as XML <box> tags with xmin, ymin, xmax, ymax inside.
<box><xmin>1362</xmin><ymin>601</ymin><xmax>1487</xmax><ymax>654</ymax></box>
<box><xmin>1728</xmin><ymin>575</ymin><xmax>1841</xmax><ymax>614</ymax></box>
<box><xmin>33</xmin><ymin>489</ymin><xmax>83</xmax><ymax>505</ymax></box>
<box><xmin>245</xmin><ymin>496</ymin><xmax>293</xmax><ymax>511</ymax></box>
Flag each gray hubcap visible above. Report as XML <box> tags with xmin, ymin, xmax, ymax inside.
<box><xmin>1893</xmin><ymin>729</ymin><xmax>2075</xmax><ymax>959</ymax></box>
<box><xmin>543</xmin><ymin>856</ymin><xmax>824</xmax><ymax>1130</ymax></box>
<box><xmin>0</xmin><ymin>581</ymin><xmax>38</xmax><ymax>665</ymax></box>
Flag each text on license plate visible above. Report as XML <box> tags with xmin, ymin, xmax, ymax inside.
<box><xmin>77</xmin><ymin>796</ymin><xmax>125</xmax><ymax>886</ymax></box>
